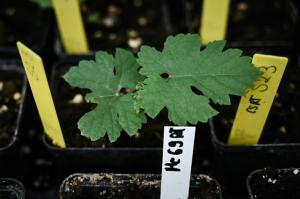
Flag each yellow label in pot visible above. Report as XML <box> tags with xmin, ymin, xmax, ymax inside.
<box><xmin>200</xmin><ymin>0</ymin><xmax>230</xmax><ymax>44</ymax></box>
<box><xmin>17</xmin><ymin>42</ymin><xmax>66</xmax><ymax>148</ymax></box>
<box><xmin>53</xmin><ymin>0</ymin><xmax>89</xmax><ymax>54</ymax></box>
<box><xmin>228</xmin><ymin>54</ymin><xmax>288</xmax><ymax>145</ymax></box>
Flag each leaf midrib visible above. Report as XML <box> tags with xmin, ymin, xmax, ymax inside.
<box><xmin>171</xmin><ymin>74</ymin><xmax>244</xmax><ymax>78</ymax></box>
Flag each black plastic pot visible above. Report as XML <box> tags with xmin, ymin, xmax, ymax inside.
<box><xmin>210</xmin><ymin>121</ymin><xmax>300</xmax><ymax>196</ymax></box>
<box><xmin>247</xmin><ymin>168</ymin><xmax>300</xmax><ymax>199</ymax></box>
<box><xmin>43</xmin><ymin>56</ymin><xmax>209</xmax><ymax>183</ymax></box>
<box><xmin>54</xmin><ymin>0</ymin><xmax>186</xmax><ymax>56</ymax></box>
<box><xmin>184</xmin><ymin>0</ymin><xmax>298</xmax><ymax>54</ymax></box>
<box><xmin>208</xmin><ymin>53</ymin><xmax>300</xmax><ymax>196</ymax></box>
<box><xmin>59</xmin><ymin>173</ymin><xmax>222</xmax><ymax>199</ymax></box>
<box><xmin>0</xmin><ymin>0</ymin><xmax>53</xmax><ymax>58</ymax></box>
<box><xmin>0</xmin><ymin>178</ymin><xmax>25</xmax><ymax>199</ymax></box>
<box><xmin>0</xmin><ymin>60</ymin><xmax>27</xmax><ymax>178</ymax></box>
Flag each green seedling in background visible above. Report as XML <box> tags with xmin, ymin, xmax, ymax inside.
<box><xmin>30</xmin><ymin>0</ymin><xmax>52</xmax><ymax>8</ymax></box>
<box><xmin>30</xmin><ymin>0</ymin><xmax>87</xmax><ymax>9</ymax></box>
<box><xmin>30</xmin><ymin>0</ymin><xmax>100</xmax><ymax>24</ymax></box>
<box><xmin>63</xmin><ymin>33</ymin><xmax>260</xmax><ymax>142</ymax></box>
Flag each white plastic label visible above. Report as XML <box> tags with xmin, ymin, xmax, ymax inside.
<box><xmin>160</xmin><ymin>126</ymin><xmax>196</xmax><ymax>199</ymax></box>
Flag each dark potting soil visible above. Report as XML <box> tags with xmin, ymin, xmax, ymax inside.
<box><xmin>0</xmin><ymin>189</ymin><xmax>20</xmax><ymax>199</ymax></box>
<box><xmin>51</xmin><ymin>62</ymin><xmax>173</xmax><ymax>148</ymax></box>
<box><xmin>0</xmin><ymin>71</ymin><xmax>23</xmax><ymax>148</ymax></box>
<box><xmin>0</xmin><ymin>0</ymin><xmax>50</xmax><ymax>50</ymax></box>
<box><xmin>248</xmin><ymin>168</ymin><xmax>300</xmax><ymax>199</ymax></box>
<box><xmin>0</xmin><ymin>178</ymin><xmax>25</xmax><ymax>199</ymax></box>
<box><xmin>227</xmin><ymin>0</ymin><xmax>295</xmax><ymax>43</ymax></box>
<box><xmin>60</xmin><ymin>173</ymin><xmax>221</xmax><ymax>199</ymax></box>
<box><xmin>0</xmin><ymin>189</ymin><xmax>23</xmax><ymax>199</ymax></box>
<box><xmin>0</xmin><ymin>190</ymin><xmax>17</xmax><ymax>199</ymax></box>
<box><xmin>212</xmin><ymin>62</ymin><xmax>300</xmax><ymax>144</ymax></box>
<box><xmin>77</xmin><ymin>0</ymin><xmax>184</xmax><ymax>52</ymax></box>
<box><xmin>186</xmin><ymin>0</ymin><xmax>295</xmax><ymax>46</ymax></box>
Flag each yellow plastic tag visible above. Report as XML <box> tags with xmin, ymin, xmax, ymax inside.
<box><xmin>200</xmin><ymin>0</ymin><xmax>230</xmax><ymax>45</ymax></box>
<box><xmin>53</xmin><ymin>0</ymin><xmax>89</xmax><ymax>54</ymax></box>
<box><xmin>17</xmin><ymin>42</ymin><xmax>66</xmax><ymax>148</ymax></box>
<box><xmin>228</xmin><ymin>54</ymin><xmax>288</xmax><ymax>145</ymax></box>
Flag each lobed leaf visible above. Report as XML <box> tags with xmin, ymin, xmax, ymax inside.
<box><xmin>136</xmin><ymin>33</ymin><xmax>260</xmax><ymax>125</ymax></box>
<box><xmin>63</xmin><ymin>48</ymin><xmax>146</xmax><ymax>142</ymax></box>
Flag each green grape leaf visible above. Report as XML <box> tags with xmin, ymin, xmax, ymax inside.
<box><xmin>63</xmin><ymin>48</ymin><xmax>146</xmax><ymax>142</ymax></box>
<box><xmin>136</xmin><ymin>33</ymin><xmax>261</xmax><ymax>125</ymax></box>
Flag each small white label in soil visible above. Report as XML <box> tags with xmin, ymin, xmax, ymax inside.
<box><xmin>160</xmin><ymin>126</ymin><xmax>196</xmax><ymax>199</ymax></box>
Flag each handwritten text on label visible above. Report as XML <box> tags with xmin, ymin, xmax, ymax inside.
<box><xmin>228</xmin><ymin>54</ymin><xmax>288</xmax><ymax>145</ymax></box>
<box><xmin>161</xmin><ymin>126</ymin><xmax>195</xmax><ymax>199</ymax></box>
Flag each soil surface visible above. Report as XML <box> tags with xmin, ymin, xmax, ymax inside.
<box><xmin>249</xmin><ymin>168</ymin><xmax>300</xmax><ymax>199</ymax></box>
<box><xmin>0</xmin><ymin>70</ymin><xmax>23</xmax><ymax>148</ymax></box>
<box><xmin>56</xmin><ymin>0</ymin><xmax>188</xmax><ymax>55</ymax></box>
<box><xmin>0</xmin><ymin>178</ymin><xmax>24</xmax><ymax>199</ymax></box>
<box><xmin>79</xmin><ymin>0</ymin><xmax>175</xmax><ymax>52</ymax></box>
<box><xmin>186</xmin><ymin>0</ymin><xmax>295</xmax><ymax>44</ymax></box>
<box><xmin>0</xmin><ymin>189</ymin><xmax>19</xmax><ymax>199</ymax></box>
<box><xmin>60</xmin><ymin>173</ymin><xmax>221</xmax><ymax>199</ymax></box>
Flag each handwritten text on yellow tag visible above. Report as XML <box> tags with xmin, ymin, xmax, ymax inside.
<box><xmin>228</xmin><ymin>54</ymin><xmax>288</xmax><ymax>145</ymax></box>
<box><xmin>17</xmin><ymin>42</ymin><xmax>66</xmax><ymax>148</ymax></box>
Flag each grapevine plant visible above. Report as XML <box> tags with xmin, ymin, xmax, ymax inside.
<box><xmin>63</xmin><ymin>33</ymin><xmax>260</xmax><ymax>142</ymax></box>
